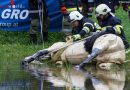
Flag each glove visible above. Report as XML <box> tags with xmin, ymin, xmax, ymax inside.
<box><xmin>96</xmin><ymin>30</ymin><xmax>101</xmax><ymax>33</ymax></box>
<box><xmin>73</xmin><ymin>34</ymin><xmax>81</xmax><ymax>40</ymax></box>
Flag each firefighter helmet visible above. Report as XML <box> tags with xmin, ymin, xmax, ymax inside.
<box><xmin>68</xmin><ymin>11</ymin><xmax>83</xmax><ymax>22</ymax></box>
<box><xmin>95</xmin><ymin>4</ymin><xmax>111</xmax><ymax>17</ymax></box>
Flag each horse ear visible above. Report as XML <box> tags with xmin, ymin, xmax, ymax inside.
<box><xmin>65</xmin><ymin>36</ymin><xmax>73</xmax><ymax>43</ymax></box>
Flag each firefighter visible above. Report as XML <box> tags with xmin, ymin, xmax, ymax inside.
<box><xmin>95</xmin><ymin>4</ymin><xmax>129</xmax><ymax>49</ymax></box>
<box><xmin>68</xmin><ymin>10</ymin><xmax>101</xmax><ymax>40</ymax></box>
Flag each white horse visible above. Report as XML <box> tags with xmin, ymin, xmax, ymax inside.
<box><xmin>23</xmin><ymin>34</ymin><xmax>125</xmax><ymax>69</ymax></box>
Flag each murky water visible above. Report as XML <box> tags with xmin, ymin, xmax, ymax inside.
<box><xmin>1</xmin><ymin>60</ymin><xmax>130</xmax><ymax>90</ymax></box>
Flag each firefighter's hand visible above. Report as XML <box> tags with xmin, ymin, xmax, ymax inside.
<box><xmin>73</xmin><ymin>34</ymin><xmax>81</xmax><ymax>41</ymax></box>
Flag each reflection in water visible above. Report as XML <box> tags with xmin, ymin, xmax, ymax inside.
<box><xmin>84</xmin><ymin>66</ymin><xmax>126</xmax><ymax>90</ymax></box>
<box><xmin>0</xmin><ymin>68</ymin><xmax>40</xmax><ymax>90</ymax></box>
<box><xmin>24</xmin><ymin>64</ymin><xmax>126</xmax><ymax>90</ymax></box>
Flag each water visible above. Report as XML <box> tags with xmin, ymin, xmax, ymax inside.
<box><xmin>1</xmin><ymin>60</ymin><xmax>130</xmax><ymax>90</ymax></box>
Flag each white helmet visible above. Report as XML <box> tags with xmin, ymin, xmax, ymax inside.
<box><xmin>68</xmin><ymin>11</ymin><xmax>83</xmax><ymax>22</ymax></box>
<box><xmin>95</xmin><ymin>4</ymin><xmax>111</xmax><ymax>17</ymax></box>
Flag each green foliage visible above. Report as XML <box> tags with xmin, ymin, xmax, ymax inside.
<box><xmin>46</xmin><ymin>32</ymin><xmax>65</xmax><ymax>46</ymax></box>
<box><xmin>0</xmin><ymin>44</ymin><xmax>42</xmax><ymax>83</ymax></box>
<box><xmin>0</xmin><ymin>31</ymin><xmax>29</xmax><ymax>44</ymax></box>
<box><xmin>0</xmin><ymin>31</ymin><xmax>64</xmax><ymax>46</ymax></box>
<box><xmin>115</xmin><ymin>7</ymin><xmax>130</xmax><ymax>41</ymax></box>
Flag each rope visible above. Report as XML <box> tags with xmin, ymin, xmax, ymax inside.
<box><xmin>49</xmin><ymin>35</ymin><xmax>92</xmax><ymax>54</ymax></box>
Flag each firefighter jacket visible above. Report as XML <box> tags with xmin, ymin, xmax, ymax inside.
<box><xmin>72</xmin><ymin>17</ymin><xmax>101</xmax><ymax>40</ymax></box>
<box><xmin>97</xmin><ymin>14</ymin><xmax>129</xmax><ymax>49</ymax></box>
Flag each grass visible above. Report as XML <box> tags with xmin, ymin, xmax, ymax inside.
<box><xmin>116</xmin><ymin>7</ymin><xmax>130</xmax><ymax>59</ymax></box>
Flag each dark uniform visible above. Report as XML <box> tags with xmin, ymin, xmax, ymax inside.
<box><xmin>99</xmin><ymin>15</ymin><xmax>129</xmax><ymax>48</ymax></box>
<box><xmin>72</xmin><ymin>17</ymin><xmax>101</xmax><ymax>36</ymax></box>
<box><xmin>29</xmin><ymin>0</ymin><xmax>50</xmax><ymax>43</ymax></box>
<box><xmin>95</xmin><ymin>0</ymin><xmax>120</xmax><ymax>13</ymax></box>
<box><xmin>84</xmin><ymin>14</ymin><xmax>129</xmax><ymax>53</ymax></box>
<box><xmin>29</xmin><ymin>0</ymin><xmax>39</xmax><ymax>44</ymax></box>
